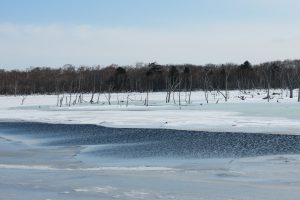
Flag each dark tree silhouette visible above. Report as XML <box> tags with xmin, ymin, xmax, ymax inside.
<box><xmin>0</xmin><ymin>60</ymin><xmax>300</xmax><ymax>104</ymax></box>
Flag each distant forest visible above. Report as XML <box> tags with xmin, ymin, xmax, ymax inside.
<box><xmin>1</xmin><ymin>60</ymin><xmax>300</xmax><ymax>99</ymax></box>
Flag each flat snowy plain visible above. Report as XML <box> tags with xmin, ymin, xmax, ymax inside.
<box><xmin>0</xmin><ymin>89</ymin><xmax>300</xmax><ymax>200</ymax></box>
<box><xmin>0</xmin><ymin>89</ymin><xmax>300</xmax><ymax>134</ymax></box>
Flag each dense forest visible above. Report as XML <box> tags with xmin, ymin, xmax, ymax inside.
<box><xmin>1</xmin><ymin>60</ymin><xmax>300</xmax><ymax>100</ymax></box>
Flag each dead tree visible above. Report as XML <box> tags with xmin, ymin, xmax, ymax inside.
<box><xmin>261</xmin><ymin>63</ymin><xmax>274</xmax><ymax>102</ymax></box>
<box><xmin>68</xmin><ymin>81</ymin><xmax>73</xmax><ymax>107</ymax></box>
<box><xmin>59</xmin><ymin>94</ymin><xmax>64</xmax><ymax>107</ymax></box>
<box><xmin>57</xmin><ymin>94</ymin><xmax>60</xmax><ymax>107</ymax></box>
<box><xmin>90</xmin><ymin>75</ymin><xmax>96</xmax><ymax>104</ymax></box>
<box><xmin>178</xmin><ymin>75</ymin><xmax>181</xmax><ymax>106</ymax></box>
<box><xmin>220</xmin><ymin>64</ymin><xmax>233</xmax><ymax>102</ymax></box>
<box><xmin>296</xmin><ymin>67</ymin><xmax>300</xmax><ymax>102</ymax></box>
<box><xmin>166</xmin><ymin>66</ymin><xmax>180</xmax><ymax>104</ymax></box>
<box><xmin>126</xmin><ymin>94</ymin><xmax>130</xmax><ymax>107</ymax></box>
<box><xmin>203</xmin><ymin>70</ymin><xmax>211</xmax><ymax>104</ymax></box>
<box><xmin>21</xmin><ymin>96</ymin><xmax>26</xmax><ymax>105</ymax></box>
<box><xmin>55</xmin><ymin>80</ymin><xmax>60</xmax><ymax>107</ymax></box>
<box><xmin>183</xmin><ymin>66</ymin><xmax>192</xmax><ymax>104</ymax></box>
<box><xmin>97</xmin><ymin>86</ymin><xmax>102</xmax><ymax>104</ymax></box>
<box><xmin>298</xmin><ymin>87</ymin><xmax>300</xmax><ymax>102</ymax></box>
<box><xmin>145</xmin><ymin>69</ymin><xmax>152</xmax><ymax>106</ymax></box>
<box><xmin>105</xmin><ymin>85</ymin><xmax>113</xmax><ymax>105</ymax></box>
<box><xmin>285</xmin><ymin>66</ymin><xmax>296</xmax><ymax>99</ymax></box>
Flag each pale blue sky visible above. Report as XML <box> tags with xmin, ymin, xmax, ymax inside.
<box><xmin>0</xmin><ymin>0</ymin><xmax>300</xmax><ymax>68</ymax></box>
<box><xmin>1</xmin><ymin>0</ymin><xmax>299</xmax><ymax>27</ymax></box>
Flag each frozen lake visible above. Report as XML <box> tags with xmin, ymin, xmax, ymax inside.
<box><xmin>1</xmin><ymin>122</ymin><xmax>300</xmax><ymax>199</ymax></box>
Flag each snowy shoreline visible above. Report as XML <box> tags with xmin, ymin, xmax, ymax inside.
<box><xmin>0</xmin><ymin>89</ymin><xmax>300</xmax><ymax>135</ymax></box>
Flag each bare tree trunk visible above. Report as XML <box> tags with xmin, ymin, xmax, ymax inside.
<box><xmin>146</xmin><ymin>90</ymin><xmax>149</xmax><ymax>106</ymax></box>
<box><xmin>178</xmin><ymin>79</ymin><xmax>181</xmax><ymax>106</ymax></box>
<box><xmin>97</xmin><ymin>86</ymin><xmax>102</xmax><ymax>104</ymax></box>
<box><xmin>126</xmin><ymin>95</ymin><xmax>129</xmax><ymax>107</ymax></box>
<box><xmin>108</xmin><ymin>93</ymin><xmax>111</xmax><ymax>105</ymax></box>
<box><xmin>167</xmin><ymin>91</ymin><xmax>171</xmax><ymax>103</ymax></box>
<box><xmin>59</xmin><ymin>95</ymin><xmax>64</xmax><ymax>107</ymax></box>
<box><xmin>289</xmin><ymin>87</ymin><xmax>293</xmax><ymax>98</ymax></box>
<box><xmin>218</xmin><ymin>89</ymin><xmax>227</xmax><ymax>102</ymax></box>
<box><xmin>90</xmin><ymin>76</ymin><xmax>96</xmax><ymax>104</ymax></box>
<box><xmin>225</xmin><ymin>78</ymin><xmax>228</xmax><ymax>102</ymax></box>
<box><xmin>78</xmin><ymin>77</ymin><xmax>82</xmax><ymax>103</ymax></box>
<box><xmin>105</xmin><ymin>85</ymin><xmax>112</xmax><ymax>105</ymax></box>
<box><xmin>188</xmin><ymin>76</ymin><xmax>192</xmax><ymax>104</ymax></box>
<box><xmin>65</xmin><ymin>96</ymin><xmax>68</xmax><ymax>106</ymax></box>
<box><xmin>57</xmin><ymin>94</ymin><xmax>60</xmax><ymax>107</ymax></box>
<box><xmin>68</xmin><ymin>82</ymin><xmax>72</xmax><ymax>107</ymax></box>
<box><xmin>172</xmin><ymin>91</ymin><xmax>176</xmax><ymax>104</ymax></box>
<box><xmin>117</xmin><ymin>93</ymin><xmax>120</xmax><ymax>105</ymax></box>
<box><xmin>90</xmin><ymin>93</ymin><xmax>94</xmax><ymax>104</ymax></box>
<box><xmin>224</xmin><ymin>67</ymin><xmax>232</xmax><ymax>102</ymax></box>
<box><xmin>14</xmin><ymin>81</ymin><xmax>18</xmax><ymax>96</ymax></box>
<box><xmin>298</xmin><ymin>87</ymin><xmax>300</xmax><ymax>102</ymax></box>
<box><xmin>166</xmin><ymin>91</ymin><xmax>171</xmax><ymax>103</ymax></box>
<box><xmin>204</xmin><ymin>73</ymin><xmax>210</xmax><ymax>104</ymax></box>
<box><xmin>81</xmin><ymin>93</ymin><xmax>84</xmax><ymax>103</ymax></box>
<box><xmin>69</xmin><ymin>93</ymin><xmax>72</xmax><ymax>107</ymax></box>
<box><xmin>267</xmin><ymin>83</ymin><xmax>270</xmax><ymax>102</ymax></box>
<box><xmin>73</xmin><ymin>93</ymin><xmax>78</xmax><ymax>105</ymax></box>
<box><xmin>21</xmin><ymin>96</ymin><xmax>26</xmax><ymax>105</ymax></box>
<box><xmin>165</xmin><ymin>79</ymin><xmax>171</xmax><ymax>104</ymax></box>
<box><xmin>205</xmin><ymin>90</ymin><xmax>209</xmax><ymax>104</ymax></box>
<box><xmin>97</xmin><ymin>93</ymin><xmax>101</xmax><ymax>104</ymax></box>
<box><xmin>77</xmin><ymin>94</ymin><xmax>81</xmax><ymax>104</ymax></box>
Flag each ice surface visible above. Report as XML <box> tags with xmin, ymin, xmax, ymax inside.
<box><xmin>1</xmin><ymin>122</ymin><xmax>300</xmax><ymax>199</ymax></box>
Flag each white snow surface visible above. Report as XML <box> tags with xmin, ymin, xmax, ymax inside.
<box><xmin>0</xmin><ymin>89</ymin><xmax>300</xmax><ymax>134</ymax></box>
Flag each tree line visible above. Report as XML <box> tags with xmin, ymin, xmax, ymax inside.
<box><xmin>1</xmin><ymin>60</ymin><xmax>300</xmax><ymax>101</ymax></box>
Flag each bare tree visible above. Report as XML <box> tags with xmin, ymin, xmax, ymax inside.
<box><xmin>260</xmin><ymin>63</ymin><xmax>274</xmax><ymax>102</ymax></box>
<box><xmin>203</xmin><ymin>70</ymin><xmax>211</xmax><ymax>104</ymax></box>
<box><xmin>285</xmin><ymin>65</ymin><xmax>297</xmax><ymax>98</ymax></box>
<box><xmin>183</xmin><ymin>66</ymin><xmax>192</xmax><ymax>104</ymax></box>
<box><xmin>68</xmin><ymin>81</ymin><xmax>73</xmax><ymax>107</ymax></box>
<box><xmin>21</xmin><ymin>96</ymin><xmax>26</xmax><ymax>105</ymax></box>
<box><xmin>90</xmin><ymin>75</ymin><xmax>96</xmax><ymax>104</ymax></box>
<box><xmin>220</xmin><ymin>64</ymin><xmax>233</xmax><ymax>102</ymax></box>
<box><xmin>105</xmin><ymin>85</ymin><xmax>113</xmax><ymax>105</ymax></box>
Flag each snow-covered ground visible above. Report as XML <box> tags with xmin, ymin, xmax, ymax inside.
<box><xmin>0</xmin><ymin>89</ymin><xmax>299</xmax><ymax>134</ymax></box>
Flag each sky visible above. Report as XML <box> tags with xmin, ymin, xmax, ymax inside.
<box><xmin>0</xmin><ymin>0</ymin><xmax>300</xmax><ymax>69</ymax></box>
